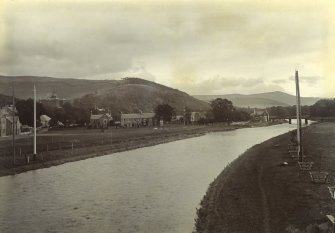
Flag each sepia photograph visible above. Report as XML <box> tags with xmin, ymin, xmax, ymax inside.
<box><xmin>0</xmin><ymin>0</ymin><xmax>335</xmax><ymax>232</ymax></box>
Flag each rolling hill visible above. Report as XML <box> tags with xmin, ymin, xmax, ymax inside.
<box><xmin>194</xmin><ymin>91</ymin><xmax>320</xmax><ymax>108</ymax></box>
<box><xmin>0</xmin><ymin>76</ymin><xmax>209</xmax><ymax>113</ymax></box>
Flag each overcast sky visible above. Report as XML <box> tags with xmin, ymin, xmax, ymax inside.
<box><xmin>1</xmin><ymin>0</ymin><xmax>335</xmax><ymax>97</ymax></box>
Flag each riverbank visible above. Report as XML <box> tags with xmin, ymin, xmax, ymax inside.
<box><xmin>194</xmin><ymin>122</ymin><xmax>335</xmax><ymax>233</ymax></box>
<box><xmin>0</xmin><ymin>121</ymin><xmax>281</xmax><ymax>177</ymax></box>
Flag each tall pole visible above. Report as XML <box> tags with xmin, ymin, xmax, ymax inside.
<box><xmin>12</xmin><ymin>82</ymin><xmax>15</xmax><ymax>165</ymax></box>
<box><xmin>33</xmin><ymin>85</ymin><xmax>37</xmax><ymax>160</ymax></box>
<box><xmin>295</xmin><ymin>70</ymin><xmax>303</xmax><ymax>162</ymax></box>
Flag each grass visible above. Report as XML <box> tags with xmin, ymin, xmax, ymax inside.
<box><xmin>194</xmin><ymin>122</ymin><xmax>335</xmax><ymax>233</ymax></box>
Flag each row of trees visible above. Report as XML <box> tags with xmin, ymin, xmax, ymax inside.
<box><xmin>267</xmin><ymin>99</ymin><xmax>335</xmax><ymax>118</ymax></box>
<box><xmin>154</xmin><ymin>98</ymin><xmax>251</xmax><ymax>124</ymax></box>
<box><xmin>15</xmin><ymin>99</ymin><xmax>90</xmax><ymax>127</ymax></box>
<box><xmin>310</xmin><ymin>99</ymin><xmax>335</xmax><ymax>117</ymax></box>
<box><xmin>15</xmin><ymin>97</ymin><xmax>335</xmax><ymax>128</ymax></box>
<box><xmin>155</xmin><ymin>98</ymin><xmax>335</xmax><ymax>125</ymax></box>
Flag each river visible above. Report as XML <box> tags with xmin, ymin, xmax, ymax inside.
<box><xmin>0</xmin><ymin>123</ymin><xmax>298</xmax><ymax>233</ymax></box>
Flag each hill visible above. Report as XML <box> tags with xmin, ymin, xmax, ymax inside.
<box><xmin>74</xmin><ymin>78</ymin><xmax>210</xmax><ymax>114</ymax></box>
<box><xmin>0</xmin><ymin>75</ymin><xmax>119</xmax><ymax>99</ymax></box>
<box><xmin>0</xmin><ymin>76</ymin><xmax>209</xmax><ymax>113</ymax></box>
<box><xmin>194</xmin><ymin>91</ymin><xmax>320</xmax><ymax>108</ymax></box>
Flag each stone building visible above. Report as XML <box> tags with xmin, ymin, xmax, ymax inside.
<box><xmin>121</xmin><ymin>112</ymin><xmax>156</xmax><ymax>127</ymax></box>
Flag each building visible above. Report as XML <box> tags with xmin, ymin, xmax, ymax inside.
<box><xmin>89</xmin><ymin>113</ymin><xmax>112</xmax><ymax>129</ymax></box>
<box><xmin>121</xmin><ymin>112</ymin><xmax>156</xmax><ymax>127</ymax></box>
<box><xmin>40</xmin><ymin>115</ymin><xmax>51</xmax><ymax>128</ymax></box>
<box><xmin>190</xmin><ymin>111</ymin><xmax>206</xmax><ymax>124</ymax></box>
<box><xmin>40</xmin><ymin>93</ymin><xmax>66</xmax><ymax>108</ymax></box>
<box><xmin>0</xmin><ymin>113</ymin><xmax>6</xmax><ymax>137</ymax></box>
<box><xmin>5</xmin><ymin>116</ymin><xmax>21</xmax><ymax>135</ymax></box>
<box><xmin>250</xmin><ymin>109</ymin><xmax>270</xmax><ymax>122</ymax></box>
<box><xmin>0</xmin><ymin>106</ymin><xmax>21</xmax><ymax>137</ymax></box>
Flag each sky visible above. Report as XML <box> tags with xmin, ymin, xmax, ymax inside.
<box><xmin>0</xmin><ymin>0</ymin><xmax>335</xmax><ymax>97</ymax></box>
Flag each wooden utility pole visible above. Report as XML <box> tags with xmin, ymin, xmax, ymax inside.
<box><xmin>295</xmin><ymin>70</ymin><xmax>303</xmax><ymax>162</ymax></box>
<box><xmin>12</xmin><ymin>82</ymin><xmax>15</xmax><ymax>165</ymax></box>
<box><xmin>33</xmin><ymin>85</ymin><xmax>37</xmax><ymax>161</ymax></box>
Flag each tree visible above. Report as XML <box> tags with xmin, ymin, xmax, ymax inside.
<box><xmin>155</xmin><ymin>104</ymin><xmax>176</xmax><ymax>122</ymax></box>
<box><xmin>16</xmin><ymin>98</ymin><xmax>46</xmax><ymax>126</ymax></box>
<box><xmin>310</xmin><ymin>99</ymin><xmax>335</xmax><ymax>117</ymax></box>
<box><xmin>232</xmin><ymin>109</ymin><xmax>250</xmax><ymax>121</ymax></box>
<box><xmin>210</xmin><ymin>98</ymin><xmax>235</xmax><ymax>122</ymax></box>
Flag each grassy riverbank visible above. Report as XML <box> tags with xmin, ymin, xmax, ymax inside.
<box><xmin>0</xmin><ymin>121</ymin><xmax>279</xmax><ymax>177</ymax></box>
<box><xmin>194</xmin><ymin>122</ymin><xmax>335</xmax><ymax>233</ymax></box>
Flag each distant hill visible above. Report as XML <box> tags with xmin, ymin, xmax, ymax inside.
<box><xmin>194</xmin><ymin>91</ymin><xmax>320</xmax><ymax>108</ymax></box>
<box><xmin>0</xmin><ymin>75</ymin><xmax>120</xmax><ymax>99</ymax></box>
<box><xmin>0</xmin><ymin>76</ymin><xmax>209</xmax><ymax>113</ymax></box>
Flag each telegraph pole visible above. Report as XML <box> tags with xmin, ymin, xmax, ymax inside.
<box><xmin>295</xmin><ymin>70</ymin><xmax>303</xmax><ymax>162</ymax></box>
<box><xmin>12</xmin><ymin>82</ymin><xmax>15</xmax><ymax>165</ymax></box>
<box><xmin>33</xmin><ymin>85</ymin><xmax>37</xmax><ymax>161</ymax></box>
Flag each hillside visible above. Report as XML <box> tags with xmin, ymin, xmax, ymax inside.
<box><xmin>194</xmin><ymin>91</ymin><xmax>320</xmax><ymax>108</ymax></box>
<box><xmin>0</xmin><ymin>76</ymin><xmax>119</xmax><ymax>99</ymax></box>
<box><xmin>0</xmin><ymin>76</ymin><xmax>209</xmax><ymax>113</ymax></box>
<box><xmin>74</xmin><ymin>78</ymin><xmax>210</xmax><ymax>114</ymax></box>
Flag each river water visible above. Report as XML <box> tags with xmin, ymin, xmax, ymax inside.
<box><xmin>0</xmin><ymin>124</ymin><xmax>298</xmax><ymax>233</ymax></box>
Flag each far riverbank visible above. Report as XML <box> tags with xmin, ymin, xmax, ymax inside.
<box><xmin>0</xmin><ymin>121</ymin><xmax>282</xmax><ymax>177</ymax></box>
<box><xmin>194</xmin><ymin>122</ymin><xmax>335</xmax><ymax>233</ymax></box>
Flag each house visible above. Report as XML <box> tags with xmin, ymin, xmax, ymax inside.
<box><xmin>250</xmin><ymin>109</ymin><xmax>269</xmax><ymax>122</ymax></box>
<box><xmin>190</xmin><ymin>111</ymin><xmax>206</xmax><ymax>124</ymax></box>
<box><xmin>0</xmin><ymin>106</ymin><xmax>21</xmax><ymax>136</ymax></box>
<box><xmin>89</xmin><ymin>113</ymin><xmax>112</xmax><ymax>129</ymax></box>
<box><xmin>171</xmin><ymin>115</ymin><xmax>184</xmax><ymax>124</ymax></box>
<box><xmin>0</xmin><ymin>112</ymin><xmax>6</xmax><ymax>137</ymax></box>
<box><xmin>40</xmin><ymin>115</ymin><xmax>51</xmax><ymax>128</ymax></box>
<box><xmin>40</xmin><ymin>92</ymin><xmax>66</xmax><ymax>108</ymax></box>
<box><xmin>6</xmin><ymin>116</ymin><xmax>21</xmax><ymax>135</ymax></box>
<box><xmin>121</xmin><ymin>112</ymin><xmax>156</xmax><ymax>127</ymax></box>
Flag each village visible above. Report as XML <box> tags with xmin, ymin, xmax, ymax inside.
<box><xmin>2</xmin><ymin>1</ymin><xmax>335</xmax><ymax>232</ymax></box>
<box><xmin>0</xmin><ymin>92</ymin><xmax>274</xmax><ymax>138</ymax></box>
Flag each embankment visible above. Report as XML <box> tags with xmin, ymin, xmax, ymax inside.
<box><xmin>194</xmin><ymin>122</ymin><xmax>335</xmax><ymax>233</ymax></box>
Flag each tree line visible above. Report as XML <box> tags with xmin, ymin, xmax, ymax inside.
<box><xmin>267</xmin><ymin>99</ymin><xmax>335</xmax><ymax>118</ymax></box>
<box><xmin>15</xmin><ymin>99</ymin><xmax>90</xmax><ymax>127</ymax></box>
<box><xmin>13</xmin><ymin>97</ymin><xmax>335</xmax><ymax>127</ymax></box>
<box><xmin>154</xmin><ymin>98</ymin><xmax>251</xmax><ymax>124</ymax></box>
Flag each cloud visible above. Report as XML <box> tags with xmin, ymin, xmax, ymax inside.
<box><xmin>174</xmin><ymin>75</ymin><xmax>284</xmax><ymax>95</ymax></box>
<box><xmin>289</xmin><ymin>76</ymin><xmax>321</xmax><ymax>85</ymax></box>
<box><xmin>0</xmin><ymin>1</ymin><xmax>332</xmax><ymax>97</ymax></box>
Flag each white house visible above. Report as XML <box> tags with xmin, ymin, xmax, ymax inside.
<box><xmin>250</xmin><ymin>109</ymin><xmax>270</xmax><ymax>122</ymax></box>
<box><xmin>40</xmin><ymin>115</ymin><xmax>52</xmax><ymax>128</ymax></box>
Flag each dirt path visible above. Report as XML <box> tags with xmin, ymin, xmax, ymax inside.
<box><xmin>194</xmin><ymin>122</ymin><xmax>335</xmax><ymax>232</ymax></box>
<box><xmin>258</xmin><ymin>165</ymin><xmax>271</xmax><ymax>233</ymax></box>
